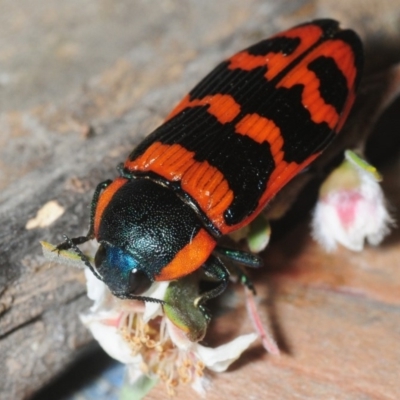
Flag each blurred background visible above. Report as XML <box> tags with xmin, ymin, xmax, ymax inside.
<box><xmin>1</xmin><ymin>1</ymin><xmax>400</xmax><ymax>399</ymax></box>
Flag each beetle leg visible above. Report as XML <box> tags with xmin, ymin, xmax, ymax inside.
<box><xmin>214</xmin><ymin>246</ymin><xmax>261</xmax><ymax>294</ymax></box>
<box><xmin>55</xmin><ymin>179</ymin><xmax>112</xmax><ymax>251</ymax></box>
<box><xmin>214</xmin><ymin>246</ymin><xmax>263</xmax><ymax>268</ymax></box>
<box><xmin>195</xmin><ymin>255</ymin><xmax>229</xmax><ymax>318</ymax></box>
<box><xmin>230</xmin><ymin>263</ymin><xmax>257</xmax><ymax>294</ymax></box>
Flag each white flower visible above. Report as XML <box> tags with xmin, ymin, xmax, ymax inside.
<box><xmin>312</xmin><ymin>150</ymin><xmax>394</xmax><ymax>252</ymax></box>
<box><xmin>80</xmin><ymin>269</ymin><xmax>257</xmax><ymax>397</ymax></box>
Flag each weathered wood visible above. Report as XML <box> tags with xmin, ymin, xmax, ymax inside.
<box><xmin>1</xmin><ymin>1</ymin><xmax>400</xmax><ymax>399</ymax></box>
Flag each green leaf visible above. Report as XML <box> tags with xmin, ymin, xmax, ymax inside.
<box><xmin>164</xmin><ymin>275</ymin><xmax>209</xmax><ymax>342</ymax></box>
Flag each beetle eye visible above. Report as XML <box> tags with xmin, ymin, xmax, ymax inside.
<box><xmin>128</xmin><ymin>269</ymin><xmax>152</xmax><ymax>295</ymax></box>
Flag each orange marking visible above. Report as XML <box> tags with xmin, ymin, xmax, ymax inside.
<box><xmin>124</xmin><ymin>26</ymin><xmax>359</xmax><ymax>236</ymax></box>
<box><xmin>207</xmin><ymin>173</ymin><xmax>224</xmax><ymax>196</ymax></box>
<box><xmin>276</xmin><ymin>39</ymin><xmax>357</xmax><ymax>130</ymax></box>
<box><xmin>94</xmin><ymin>177</ymin><xmax>127</xmax><ymax>237</ymax></box>
<box><xmin>125</xmin><ymin>143</ymin><xmax>234</xmax><ymax>229</ymax></box>
<box><xmin>208</xmin><ymin>111</ymin><xmax>322</xmax><ymax>234</ymax></box>
<box><xmin>312</xmin><ymin>40</ymin><xmax>357</xmax><ymax>90</ymax></box>
<box><xmin>166</xmin><ymin>94</ymin><xmax>241</xmax><ymax>124</ymax></box>
<box><xmin>261</xmin><ymin>152</ymin><xmax>320</xmax><ymax>206</ymax></box>
<box><xmin>276</xmin><ymin>60</ymin><xmax>339</xmax><ymax>129</ymax></box>
<box><xmin>314</xmin><ymin>40</ymin><xmax>358</xmax><ymax>133</ymax></box>
<box><xmin>166</xmin><ymin>94</ymin><xmax>191</xmax><ymax>120</ymax></box>
<box><xmin>155</xmin><ymin>229</ymin><xmax>216</xmax><ymax>281</ymax></box>
<box><xmin>138</xmin><ymin>141</ymin><xmax>163</xmax><ymax>167</ymax></box>
<box><xmin>228</xmin><ymin>24</ymin><xmax>325</xmax><ymax>81</ymax></box>
<box><xmin>235</xmin><ymin>113</ymin><xmax>282</xmax><ymax>145</ymax></box>
<box><xmin>212</xmin><ymin>190</ymin><xmax>232</xmax><ymax>219</ymax></box>
<box><xmin>228</xmin><ymin>52</ymin><xmax>270</xmax><ymax>71</ymax></box>
<box><xmin>235</xmin><ymin>113</ymin><xmax>285</xmax><ymax>167</ymax></box>
<box><xmin>158</xmin><ymin>145</ymin><xmax>186</xmax><ymax>170</ymax></box>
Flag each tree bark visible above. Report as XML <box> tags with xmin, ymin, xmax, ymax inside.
<box><xmin>1</xmin><ymin>1</ymin><xmax>400</xmax><ymax>399</ymax></box>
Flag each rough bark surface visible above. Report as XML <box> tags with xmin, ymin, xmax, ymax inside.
<box><xmin>1</xmin><ymin>1</ymin><xmax>400</xmax><ymax>399</ymax></box>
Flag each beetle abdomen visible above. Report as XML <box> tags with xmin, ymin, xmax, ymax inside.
<box><xmin>124</xmin><ymin>19</ymin><xmax>363</xmax><ymax>235</ymax></box>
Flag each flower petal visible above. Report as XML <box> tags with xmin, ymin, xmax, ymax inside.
<box><xmin>195</xmin><ymin>333</ymin><xmax>257</xmax><ymax>372</ymax></box>
<box><xmin>81</xmin><ymin>314</ymin><xmax>139</xmax><ymax>364</ymax></box>
<box><xmin>142</xmin><ymin>281</ymin><xmax>169</xmax><ymax>322</ymax></box>
<box><xmin>165</xmin><ymin>318</ymin><xmax>193</xmax><ymax>350</ymax></box>
<box><xmin>84</xmin><ymin>268</ymin><xmax>115</xmax><ymax>311</ymax></box>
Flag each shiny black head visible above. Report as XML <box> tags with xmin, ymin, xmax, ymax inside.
<box><xmin>93</xmin><ymin>178</ymin><xmax>204</xmax><ymax>298</ymax></box>
<box><xmin>94</xmin><ymin>242</ymin><xmax>152</xmax><ymax>297</ymax></box>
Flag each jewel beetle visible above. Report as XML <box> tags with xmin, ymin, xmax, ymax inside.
<box><xmin>57</xmin><ymin>19</ymin><xmax>363</xmax><ymax>313</ymax></box>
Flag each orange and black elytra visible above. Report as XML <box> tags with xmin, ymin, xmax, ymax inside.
<box><xmin>57</xmin><ymin>19</ymin><xmax>363</xmax><ymax>315</ymax></box>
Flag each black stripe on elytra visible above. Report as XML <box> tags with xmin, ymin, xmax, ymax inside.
<box><xmin>190</xmin><ymin>64</ymin><xmax>335</xmax><ymax>163</ymax></box>
<box><xmin>189</xmin><ymin>20</ymin><xmax>339</xmax><ymax>102</ymax></box>
<box><xmin>128</xmin><ymin>21</ymin><xmax>362</xmax><ymax>227</ymax></box>
<box><xmin>130</xmin><ymin>106</ymin><xmax>275</xmax><ymax>226</ymax></box>
<box><xmin>246</xmin><ymin>36</ymin><xmax>301</xmax><ymax>57</ymax></box>
<box><xmin>300</xmin><ymin>21</ymin><xmax>363</xmax><ymax>89</ymax></box>
<box><xmin>305</xmin><ymin>19</ymin><xmax>340</xmax><ymax>37</ymax></box>
<box><xmin>129</xmin><ymin>69</ymin><xmax>336</xmax><ymax>225</ymax></box>
<box><xmin>187</xmin><ymin>36</ymin><xmax>303</xmax><ymax>104</ymax></box>
<box><xmin>199</xmin><ymin>19</ymin><xmax>349</xmax><ymax>104</ymax></box>
<box><xmin>182</xmin><ymin>32</ymin><xmax>355</xmax><ymax>165</ymax></box>
<box><xmin>308</xmin><ymin>56</ymin><xmax>348</xmax><ymax>114</ymax></box>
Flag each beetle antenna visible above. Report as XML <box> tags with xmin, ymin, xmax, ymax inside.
<box><xmin>62</xmin><ymin>235</ymin><xmax>104</xmax><ymax>281</ymax></box>
<box><xmin>61</xmin><ymin>237</ymin><xmax>168</xmax><ymax>307</ymax></box>
<box><xmin>114</xmin><ymin>292</ymin><xmax>167</xmax><ymax>306</ymax></box>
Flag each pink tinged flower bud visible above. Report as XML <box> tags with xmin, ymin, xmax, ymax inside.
<box><xmin>311</xmin><ymin>151</ymin><xmax>394</xmax><ymax>252</ymax></box>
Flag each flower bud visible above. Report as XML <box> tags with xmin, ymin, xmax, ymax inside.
<box><xmin>311</xmin><ymin>151</ymin><xmax>393</xmax><ymax>252</ymax></box>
